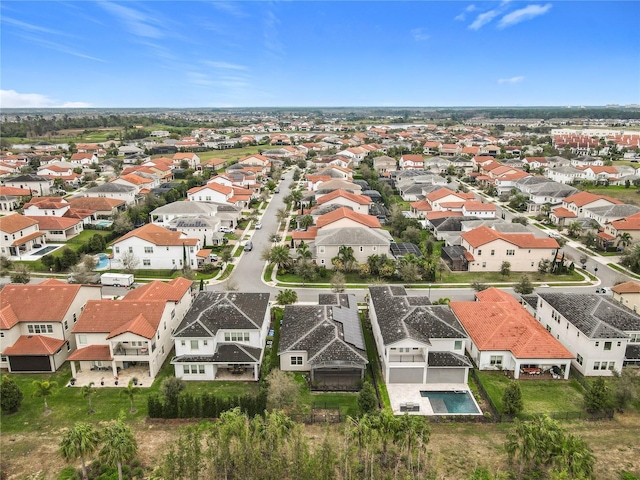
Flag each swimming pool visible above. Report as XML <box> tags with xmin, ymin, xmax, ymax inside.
<box><xmin>95</xmin><ymin>253</ymin><xmax>109</xmax><ymax>269</ymax></box>
<box><xmin>94</xmin><ymin>220</ymin><xmax>112</xmax><ymax>228</ymax></box>
<box><xmin>32</xmin><ymin>245</ymin><xmax>59</xmax><ymax>256</ymax></box>
<box><xmin>420</xmin><ymin>390</ymin><xmax>481</xmax><ymax>415</ymax></box>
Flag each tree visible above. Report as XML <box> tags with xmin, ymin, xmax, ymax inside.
<box><xmin>60</xmin><ymin>422</ymin><xmax>101</xmax><ymax>480</ymax></box>
<box><xmin>32</xmin><ymin>380</ymin><xmax>58</xmax><ymax>412</ymax></box>
<box><xmin>294</xmin><ymin>259</ymin><xmax>316</xmax><ymax>285</ymax></box>
<box><xmin>119</xmin><ymin>251</ymin><xmax>139</xmax><ymax>273</ymax></box>
<box><xmin>99</xmin><ymin>415</ymin><xmax>138</xmax><ymax>480</ymax></box>
<box><xmin>121</xmin><ymin>379</ymin><xmax>139</xmax><ymax>413</ymax></box>
<box><xmin>161</xmin><ymin>377</ymin><xmax>185</xmax><ymax>418</ymax></box>
<box><xmin>265</xmin><ymin>369</ymin><xmax>300</xmax><ymax>412</ymax></box>
<box><xmin>262</xmin><ymin>245</ymin><xmax>292</xmax><ymax>271</ymax></box>
<box><xmin>112</xmin><ymin>212</ymin><xmax>133</xmax><ymax>235</ymax></box>
<box><xmin>81</xmin><ymin>382</ymin><xmax>97</xmax><ymax>414</ymax></box>
<box><xmin>10</xmin><ymin>264</ymin><xmax>31</xmax><ymax>284</ymax></box>
<box><xmin>331</xmin><ymin>271</ymin><xmax>346</xmax><ymax>292</ymax></box>
<box><xmin>333</xmin><ymin>245</ymin><xmax>356</xmax><ymax>273</ymax></box>
<box><xmin>620</xmin><ymin>244</ymin><xmax>640</xmax><ymax>273</ymax></box>
<box><xmin>398</xmin><ymin>261</ymin><xmax>421</xmax><ymax>283</ymax></box>
<box><xmin>59</xmin><ymin>247</ymin><xmax>79</xmax><ymax>269</ymax></box>
<box><xmin>296</xmin><ymin>242</ymin><xmax>312</xmax><ymax>261</ymax></box>
<box><xmin>276</xmin><ymin>289</ymin><xmax>297</xmax><ymax>305</ymax></box>
<box><xmin>611</xmin><ymin>368</ymin><xmax>638</xmax><ymax>413</ymax></box>
<box><xmin>357</xmin><ymin>381</ymin><xmax>377</xmax><ymax>415</ymax></box>
<box><xmin>298</xmin><ymin>214</ymin><xmax>314</xmax><ymax>230</ymax></box>
<box><xmin>500</xmin><ymin>261</ymin><xmax>511</xmax><ymax>279</ymax></box>
<box><xmin>567</xmin><ymin>221</ymin><xmax>582</xmax><ymax>238</ymax></box>
<box><xmin>617</xmin><ymin>232</ymin><xmax>633</xmax><ymax>249</ymax></box>
<box><xmin>471</xmin><ymin>281</ymin><xmax>490</xmax><ymax>292</ymax></box>
<box><xmin>276</xmin><ymin>207</ymin><xmax>290</xmax><ymax>225</ymax></box>
<box><xmin>584</xmin><ymin>377</ymin><xmax>613</xmax><ymax>413</ymax></box>
<box><xmin>0</xmin><ymin>375</ymin><xmax>23</xmax><ymax>414</ymax></box>
<box><xmin>401</xmin><ymin>226</ymin><xmax>421</xmax><ymax>245</ymax></box>
<box><xmin>0</xmin><ymin>255</ymin><xmax>12</xmax><ymax>276</ymax></box>
<box><xmin>502</xmin><ymin>382</ymin><xmax>524</xmax><ymax>416</ymax></box>
<box><xmin>514</xmin><ymin>275</ymin><xmax>535</xmax><ymax>295</ymax></box>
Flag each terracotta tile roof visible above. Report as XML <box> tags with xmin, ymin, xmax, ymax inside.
<box><xmin>597</xmin><ymin>232</ymin><xmax>615</xmax><ymax>240</ymax></box>
<box><xmin>463</xmin><ymin>201</ymin><xmax>496</xmax><ymax>211</ymax></box>
<box><xmin>199</xmin><ymin>182</ymin><xmax>233</xmax><ymax>195</ymax></box>
<box><xmin>316</xmin><ymin>189</ymin><xmax>371</xmax><ymax>206</ymax></box>
<box><xmin>426</xmin><ymin>211</ymin><xmax>463</xmax><ymax>220</ymax></box>
<box><xmin>24</xmin><ymin>197</ymin><xmax>69</xmax><ymax>208</ymax></box>
<box><xmin>9</xmin><ymin>230</ymin><xmax>46</xmax><ymax>246</ymax></box>
<box><xmin>115</xmin><ymin>223</ymin><xmax>198</xmax><ymax>246</ymax></box>
<box><xmin>28</xmin><ymin>216</ymin><xmax>82</xmax><ymax>230</ymax></box>
<box><xmin>0</xmin><ymin>214</ymin><xmax>39</xmax><ymax>234</ymax></box>
<box><xmin>464</xmin><ymin>251</ymin><xmax>475</xmax><ymax>261</ymax></box>
<box><xmin>552</xmin><ymin>207</ymin><xmax>577</xmax><ymax>218</ymax></box>
<box><xmin>450</xmin><ymin>290</ymin><xmax>573</xmax><ymax>359</ymax></box>
<box><xmin>410</xmin><ymin>200</ymin><xmax>432</xmax><ymax>211</ymax></box>
<box><xmin>498</xmin><ymin>171</ymin><xmax>530</xmax><ymax>181</ymax></box>
<box><xmin>461</xmin><ymin>226</ymin><xmax>559</xmax><ymax>249</ymax></box>
<box><xmin>123</xmin><ymin>277</ymin><xmax>192</xmax><ymax>302</ymax></box>
<box><xmin>316</xmin><ymin>207</ymin><xmax>381</xmax><ymax>229</ymax></box>
<box><xmin>67</xmin><ymin>197</ymin><xmax>125</xmax><ymax>210</ymax></box>
<box><xmin>73</xmin><ymin>300</ymin><xmax>167</xmax><ymax>339</ymax></box>
<box><xmin>118</xmin><ymin>173</ymin><xmax>154</xmax><ymax>185</ymax></box>
<box><xmin>564</xmin><ymin>191</ymin><xmax>622</xmax><ymax>207</ymax></box>
<box><xmin>292</xmin><ymin>226</ymin><xmax>318</xmax><ymax>240</ymax></box>
<box><xmin>440</xmin><ymin>201</ymin><xmax>465</xmax><ymax>209</ymax></box>
<box><xmin>461</xmin><ymin>146</ymin><xmax>479</xmax><ymax>154</ymax></box>
<box><xmin>612</xmin><ymin>281</ymin><xmax>640</xmax><ymax>294</ymax></box>
<box><xmin>401</xmin><ymin>154</ymin><xmax>424</xmax><ymax>162</ymax></box>
<box><xmin>0</xmin><ymin>305</ymin><xmax>20</xmax><ymax>330</ymax></box>
<box><xmin>425</xmin><ymin>188</ymin><xmax>468</xmax><ymax>202</ymax></box>
<box><xmin>67</xmin><ymin>344</ymin><xmax>112</xmax><ymax>361</ymax></box>
<box><xmin>2</xmin><ymin>335</ymin><xmax>66</xmax><ymax>356</ymax></box>
<box><xmin>196</xmin><ymin>248</ymin><xmax>212</xmax><ymax>258</ymax></box>
<box><xmin>0</xmin><ymin>186</ymin><xmax>32</xmax><ymax>196</ymax></box>
<box><xmin>173</xmin><ymin>153</ymin><xmax>198</xmax><ymax>159</ymax></box>
<box><xmin>0</xmin><ymin>280</ymin><xmax>83</xmax><ymax>323</ymax></box>
<box><xmin>610</xmin><ymin>212</ymin><xmax>640</xmax><ymax>231</ymax></box>
<box><xmin>70</xmin><ymin>153</ymin><xmax>94</xmax><ymax>160</ymax></box>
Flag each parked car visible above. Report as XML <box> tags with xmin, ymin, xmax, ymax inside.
<box><xmin>596</xmin><ymin>287</ymin><xmax>611</xmax><ymax>295</ymax></box>
<box><xmin>274</xmin><ymin>187</ymin><xmax>280</xmax><ymax>193</ymax></box>
<box><xmin>244</xmin><ymin>241</ymin><xmax>253</xmax><ymax>252</ymax></box>
<box><xmin>547</xmin><ymin>231</ymin><xmax>561</xmax><ymax>238</ymax></box>
<box><xmin>220</xmin><ymin>226</ymin><xmax>234</xmax><ymax>233</ymax></box>
<box><xmin>255</xmin><ymin>222</ymin><xmax>262</xmax><ymax>229</ymax></box>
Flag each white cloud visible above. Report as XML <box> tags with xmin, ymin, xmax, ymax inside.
<box><xmin>99</xmin><ymin>2</ymin><xmax>163</xmax><ymax>39</ymax></box>
<box><xmin>2</xmin><ymin>16</ymin><xmax>70</xmax><ymax>37</ymax></box>
<box><xmin>469</xmin><ymin>10</ymin><xmax>500</xmax><ymax>30</ymax></box>
<box><xmin>498</xmin><ymin>76</ymin><xmax>525</xmax><ymax>84</ymax></box>
<box><xmin>0</xmin><ymin>90</ymin><xmax>91</xmax><ymax>108</ymax></box>
<box><xmin>455</xmin><ymin>4</ymin><xmax>477</xmax><ymax>21</ymax></box>
<box><xmin>208</xmin><ymin>1</ymin><xmax>247</xmax><ymax>18</ymax></box>
<box><xmin>498</xmin><ymin>4</ymin><xmax>552</xmax><ymax>28</ymax></box>
<box><xmin>411</xmin><ymin>28</ymin><xmax>430</xmax><ymax>41</ymax></box>
<box><xmin>203</xmin><ymin>61</ymin><xmax>248</xmax><ymax>71</ymax></box>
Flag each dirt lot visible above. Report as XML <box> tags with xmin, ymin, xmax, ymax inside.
<box><xmin>2</xmin><ymin>414</ymin><xmax>639</xmax><ymax>479</ymax></box>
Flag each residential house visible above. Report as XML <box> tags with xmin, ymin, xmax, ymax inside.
<box><xmin>278</xmin><ymin>294</ymin><xmax>367</xmax><ymax>389</ymax></box>
<box><xmin>551</xmin><ymin>191</ymin><xmax>622</xmax><ymax>227</ymax></box>
<box><xmin>0</xmin><ymin>213</ymin><xmax>47</xmax><ymax>258</ymax></box>
<box><xmin>1</xmin><ymin>280</ymin><xmax>102</xmax><ymax>372</ymax></box>
<box><xmin>238</xmin><ymin>154</ymin><xmax>270</xmax><ymax>168</ymax></box>
<box><xmin>612</xmin><ymin>281</ymin><xmax>640</xmax><ymax>314</ymax></box>
<box><xmin>425</xmin><ymin>188</ymin><xmax>476</xmax><ymax>211</ymax></box>
<box><xmin>2</xmin><ymin>174</ymin><xmax>53</xmax><ymax>196</ymax></box>
<box><xmin>450</xmin><ymin>288</ymin><xmax>572</xmax><ymax>379</ymax></box>
<box><xmin>69</xmin><ymin>153</ymin><xmax>98</xmax><ymax>165</ymax></box>
<box><xmin>0</xmin><ymin>186</ymin><xmax>31</xmax><ymax>212</ymax></box>
<box><xmin>533</xmin><ymin>293</ymin><xmax>638</xmax><ymax>375</ymax></box>
<box><xmin>68</xmin><ymin>278</ymin><xmax>194</xmax><ymax>380</ymax></box>
<box><xmin>171</xmin><ymin>292</ymin><xmax>270</xmax><ymax>381</ymax></box>
<box><xmin>547</xmin><ymin>166</ymin><xmax>585</xmax><ymax>184</ymax></box>
<box><xmin>399</xmin><ymin>154</ymin><xmax>424</xmax><ymax>170</ymax></box>
<box><xmin>187</xmin><ymin>183</ymin><xmax>253</xmax><ymax>208</ymax></box>
<box><xmin>460</xmin><ymin>225</ymin><xmax>559</xmax><ymax>272</ymax></box>
<box><xmin>604</xmin><ymin>212</ymin><xmax>640</xmax><ymax>244</ymax></box>
<box><xmin>82</xmin><ymin>183</ymin><xmax>137</xmax><ymax>205</ymax></box>
<box><xmin>368</xmin><ymin>285</ymin><xmax>472</xmax><ymax>384</ymax></box>
<box><xmin>315</xmin><ymin>189</ymin><xmax>371</xmax><ymax>215</ymax></box>
<box><xmin>373</xmin><ymin>155</ymin><xmax>397</xmax><ymax>174</ymax></box>
<box><xmin>173</xmin><ymin>152</ymin><xmax>201</xmax><ymax>169</ymax></box>
<box><xmin>112</xmin><ymin>173</ymin><xmax>158</xmax><ymax>194</ymax></box>
<box><xmin>112</xmin><ymin>223</ymin><xmax>201</xmax><ymax>270</ymax></box>
<box><xmin>461</xmin><ymin>201</ymin><xmax>496</xmax><ymax>218</ymax></box>
<box><xmin>66</xmin><ymin>196</ymin><xmax>126</xmax><ymax>218</ymax></box>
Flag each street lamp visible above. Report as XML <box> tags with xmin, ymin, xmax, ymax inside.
<box><xmin>428</xmin><ymin>283</ymin><xmax>432</xmax><ymax>300</ymax></box>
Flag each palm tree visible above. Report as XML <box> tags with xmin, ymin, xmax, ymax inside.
<box><xmin>617</xmin><ymin>232</ymin><xmax>633</xmax><ymax>249</ymax></box>
<box><xmin>262</xmin><ymin>245</ymin><xmax>291</xmax><ymax>271</ymax></box>
<box><xmin>100</xmin><ymin>415</ymin><xmax>138</xmax><ymax>480</ymax></box>
<box><xmin>60</xmin><ymin>422</ymin><xmax>101</xmax><ymax>480</ymax></box>
<box><xmin>296</xmin><ymin>242</ymin><xmax>312</xmax><ymax>261</ymax></box>
<box><xmin>567</xmin><ymin>221</ymin><xmax>582</xmax><ymax>238</ymax></box>
<box><xmin>336</xmin><ymin>245</ymin><xmax>356</xmax><ymax>273</ymax></box>
<box><xmin>81</xmin><ymin>382</ymin><xmax>96</xmax><ymax>414</ymax></box>
<box><xmin>121</xmin><ymin>379</ymin><xmax>139</xmax><ymax>414</ymax></box>
<box><xmin>276</xmin><ymin>207</ymin><xmax>289</xmax><ymax>225</ymax></box>
<box><xmin>298</xmin><ymin>214</ymin><xmax>314</xmax><ymax>231</ymax></box>
<box><xmin>32</xmin><ymin>380</ymin><xmax>58</xmax><ymax>412</ymax></box>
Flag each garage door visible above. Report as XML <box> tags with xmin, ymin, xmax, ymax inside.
<box><xmin>388</xmin><ymin>367</ymin><xmax>423</xmax><ymax>384</ymax></box>
<box><xmin>9</xmin><ymin>355</ymin><xmax>51</xmax><ymax>372</ymax></box>
<box><xmin>426</xmin><ymin>368</ymin><xmax>466</xmax><ymax>384</ymax></box>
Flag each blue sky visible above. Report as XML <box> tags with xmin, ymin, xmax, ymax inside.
<box><xmin>1</xmin><ymin>1</ymin><xmax>639</xmax><ymax>108</ymax></box>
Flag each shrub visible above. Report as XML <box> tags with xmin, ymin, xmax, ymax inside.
<box><xmin>0</xmin><ymin>375</ymin><xmax>23</xmax><ymax>414</ymax></box>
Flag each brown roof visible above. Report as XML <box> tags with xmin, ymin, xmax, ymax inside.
<box><xmin>0</xmin><ymin>186</ymin><xmax>32</xmax><ymax>196</ymax></box>
<box><xmin>0</xmin><ymin>214</ymin><xmax>39</xmax><ymax>234</ymax></box>
<box><xmin>28</xmin><ymin>216</ymin><xmax>82</xmax><ymax>230</ymax></box>
<box><xmin>2</xmin><ymin>335</ymin><xmax>66</xmax><ymax>356</ymax></box>
<box><xmin>73</xmin><ymin>300</ymin><xmax>167</xmax><ymax>339</ymax></box>
<box><xmin>10</xmin><ymin>230</ymin><xmax>46</xmax><ymax>246</ymax></box>
<box><xmin>316</xmin><ymin>207</ymin><xmax>381</xmax><ymax>229</ymax></box>
<box><xmin>552</xmin><ymin>207</ymin><xmax>577</xmax><ymax>218</ymax></box>
<box><xmin>450</xmin><ymin>290</ymin><xmax>573</xmax><ymax>359</ymax></box>
<box><xmin>115</xmin><ymin>223</ymin><xmax>198</xmax><ymax>246</ymax></box>
<box><xmin>123</xmin><ymin>277</ymin><xmax>192</xmax><ymax>302</ymax></box>
<box><xmin>316</xmin><ymin>189</ymin><xmax>371</xmax><ymax>206</ymax></box>
<box><xmin>0</xmin><ymin>280</ymin><xmax>83</xmax><ymax>323</ymax></box>
<box><xmin>611</xmin><ymin>281</ymin><xmax>640</xmax><ymax>294</ymax></box>
<box><xmin>610</xmin><ymin>212</ymin><xmax>640</xmax><ymax>231</ymax></box>
<box><xmin>564</xmin><ymin>191</ymin><xmax>622</xmax><ymax>207</ymax></box>
<box><xmin>67</xmin><ymin>344</ymin><xmax>113</xmax><ymax>361</ymax></box>
<box><xmin>461</xmin><ymin>226</ymin><xmax>559</xmax><ymax>249</ymax></box>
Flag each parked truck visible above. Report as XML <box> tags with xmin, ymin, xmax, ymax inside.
<box><xmin>100</xmin><ymin>273</ymin><xmax>134</xmax><ymax>287</ymax></box>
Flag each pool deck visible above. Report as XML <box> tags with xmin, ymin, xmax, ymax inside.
<box><xmin>387</xmin><ymin>383</ymin><xmax>482</xmax><ymax>416</ymax></box>
<box><xmin>9</xmin><ymin>244</ymin><xmax>64</xmax><ymax>261</ymax></box>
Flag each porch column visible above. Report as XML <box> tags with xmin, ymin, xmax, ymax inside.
<box><xmin>70</xmin><ymin>361</ymin><xmax>77</xmax><ymax>378</ymax></box>
<box><xmin>563</xmin><ymin>361</ymin><xmax>570</xmax><ymax>380</ymax></box>
<box><xmin>111</xmin><ymin>360</ymin><xmax>118</xmax><ymax>380</ymax></box>
<box><xmin>513</xmin><ymin>361</ymin><xmax>520</xmax><ymax>379</ymax></box>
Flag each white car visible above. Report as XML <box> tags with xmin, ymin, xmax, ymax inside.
<box><xmin>220</xmin><ymin>226</ymin><xmax>234</xmax><ymax>233</ymax></box>
<box><xmin>255</xmin><ymin>222</ymin><xmax>262</xmax><ymax>229</ymax></box>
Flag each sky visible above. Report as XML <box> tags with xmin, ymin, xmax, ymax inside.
<box><xmin>1</xmin><ymin>1</ymin><xmax>639</xmax><ymax>108</ymax></box>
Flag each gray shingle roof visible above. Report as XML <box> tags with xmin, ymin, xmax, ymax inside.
<box><xmin>85</xmin><ymin>183</ymin><xmax>136</xmax><ymax>193</ymax></box>
<box><xmin>212</xmin><ymin>343</ymin><xmax>262</xmax><ymax>362</ymax></box>
<box><xmin>538</xmin><ymin>293</ymin><xmax>639</xmax><ymax>338</ymax></box>
<box><xmin>314</xmin><ymin>227</ymin><xmax>392</xmax><ymax>247</ymax></box>
<box><xmin>369</xmin><ymin>286</ymin><xmax>467</xmax><ymax>346</ymax></box>
<box><xmin>626</xmin><ymin>344</ymin><xmax>640</xmax><ymax>361</ymax></box>
<box><xmin>174</xmin><ymin>292</ymin><xmax>270</xmax><ymax>338</ymax></box>
<box><xmin>428</xmin><ymin>351</ymin><xmax>473</xmax><ymax>367</ymax></box>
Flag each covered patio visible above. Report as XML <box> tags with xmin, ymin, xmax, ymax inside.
<box><xmin>67</xmin><ymin>345</ymin><xmax>153</xmax><ymax>387</ymax></box>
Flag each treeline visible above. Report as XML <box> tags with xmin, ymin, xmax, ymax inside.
<box><xmin>147</xmin><ymin>390</ymin><xmax>267</xmax><ymax>419</ymax></box>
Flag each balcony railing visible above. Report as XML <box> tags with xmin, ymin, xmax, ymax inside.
<box><xmin>388</xmin><ymin>354</ymin><xmax>426</xmax><ymax>363</ymax></box>
<box><xmin>112</xmin><ymin>344</ymin><xmax>149</xmax><ymax>357</ymax></box>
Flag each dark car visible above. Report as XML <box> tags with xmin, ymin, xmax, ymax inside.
<box><xmin>244</xmin><ymin>241</ymin><xmax>253</xmax><ymax>252</ymax></box>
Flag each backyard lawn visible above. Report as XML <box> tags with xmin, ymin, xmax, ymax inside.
<box><xmin>476</xmin><ymin>371</ymin><xmax>585</xmax><ymax>415</ymax></box>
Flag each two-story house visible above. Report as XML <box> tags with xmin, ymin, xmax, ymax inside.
<box><xmin>111</xmin><ymin>223</ymin><xmax>200</xmax><ymax>270</ymax></box>
<box><xmin>532</xmin><ymin>293</ymin><xmax>638</xmax><ymax>376</ymax></box>
<box><xmin>67</xmin><ymin>278</ymin><xmax>193</xmax><ymax>381</ymax></box>
<box><xmin>1</xmin><ymin>280</ymin><xmax>102</xmax><ymax>372</ymax></box>
<box><xmin>278</xmin><ymin>293</ymin><xmax>367</xmax><ymax>389</ymax></box>
<box><xmin>82</xmin><ymin>183</ymin><xmax>138</xmax><ymax>205</ymax></box>
<box><xmin>171</xmin><ymin>292</ymin><xmax>270</xmax><ymax>381</ymax></box>
<box><xmin>315</xmin><ymin>189</ymin><xmax>371</xmax><ymax>215</ymax></box>
<box><xmin>0</xmin><ymin>213</ymin><xmax>47</xmax><ymax>258</ymax></box>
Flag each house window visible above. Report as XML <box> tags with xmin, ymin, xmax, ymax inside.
<box><xmin>482</xmin><ymin>262</ymin><xmax>486</xmax><ymax>268</ymax></box>
<box><xmin>143</xmin><ymin>259</ymin><xmax>151</xmax><ymax>266</ymax></box>
<box><xmin>162</xmin><ymin>345</ymin><xmax>165</xmax><ymax>354</ymax></box>
<box><xmin>144</xmin><ymin>247</ymin><xmax>154</xmax><ymax>253</ymax></box>
<box><xmin>576</xmin><ymin>354</ymin><xmax>583</xmax><ymax>365</ymax></box>
<box><xmin>454</xmin><ymin>340</ymin><xmax>463</xmax><ymax>350</ymax></box>
<box><xmin>546</xmin><ymin>325</ymin><xmax>551</xmax><ymax>332</ymax></box>
<box><xmin>66</xmin><ymin>340</ymin><xmax>71</xmax><ymax>352</ymax></box>
<box><xmin>617</xmin><ymin>341</ymin><xmax>621</xmax><ymax>347</ymax></box>
<box><xmin>190</xmin><ymin>365</ymin><xmax>199</xmax><ymax>374</ymax></box>
<box><xmin>73</xmin><ymin>313</ymin><xmax>77</xmax><ymax>323</ymax></box>
<box><xmin>319</xmin><ymin>246</ymin><xmax>325</xmax><ymax>254</ymax></box>
<box><xmin>593</xmin><ymin>362</ymin><xmax>600</xmax><ymax>370</ymax></box>
<box><xmin>506</xmin><ymin>249</ymin><xmax>515</xmax><ymax>256</ymax></box>
<box><xmin>359</xmin><ymin>246</ymin><xmax>364</xmax><ymax>252</ymax></box>
<box><xmin>78</xmin><ymin>335</ymin><xmax>87</xmax><ymax>345</ymax></box>
<box><xmin>291</xmin><ymin>356</ymin><xmax>303</xmax><ymax>365</ymax></box>
<box><xmin>604</xmin><ymin>342</ymin><xmax>612</xmax><ymax>351</ymax></box>
<box><xmin>477</xmin><ymin>250</ymin><xmax>482</xmax><ymax>256</ymax></box>
<box><xmin>183</xmin><ymin>365</ymin><xmax>190</xmax><ymax>374</ymax></box>
<box><xmin>128</xmin><ymin>247</ymin><xmax>133</xmax><ymax>253</ymax></box>
<box><xmin>595</xmin><ymin>341</ymin><xmax>599</xmax><ymax>347</ymax></box>
<box><xmin>190</xmin><ymin>340</ymin><xmax>199</xmax><ymax>350</ymax></box>
<box><xmin>490</xmin><ymin>355</ymin><xmax>503</xmax><ymax>366</ymax></box>
<box><xmin>115</xmin><ymin>247</ymin><xmax>120</xmax><ymax>253</ymax></box>
<box><xmin>490</xmin><ymin>250</ymin><xmax>495</xmax><ymax>256</ymax></box>
<box><xmin>608</xmin><ymin>362</ymin><xmax>615</xmax><ymax>370</ymax></box>
<box><xmin>1</xmin><ymin>356</ymin><xmax>7</xmax><ymax>363</ymax></box>
<box><xmin>203</xmin><ymin>340</ymin><xmax>208</xmax><ymax>346</ymax></box>
<box><xmin>164</xmin><ymin>321</ymin><xmax>166</xmax><ymax>330</ymax></box>
<box><xmin>199</xmin><ymin>365</ymin><xmax>205</xmax><ymax>374</ymax></box>
<box><xmin>28</xmin><ymin>324</ymin><xmax>54</xmax><ymax>334</ymax></box>
<box><xmin>181</xmin><ymin>340</ymin><xmax>185</xmax><ymax>346</ymax></box>
<box><xmin>172</xmin><ymin>259</ymin><xmax>176</xmax><ymax>265</ymax></box>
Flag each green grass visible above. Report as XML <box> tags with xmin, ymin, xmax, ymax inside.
<box><xmin>360</xmin><ymin>311</ymin><xmax>390</xmax><ymax>408</ymax></box>
<box><xmin>476</xmin><ymin>371</ymin><xmax>585</xmax><ymax>415</ymax></box>
<box><xmin>608</xmin><ymin>263</ymin><xmax>640</xmax><ymax>279</ymax></box>
<box><xmin>294</xmin><ymin>374</ymin><xmax>359</xmax><ymax>417</ymax></box>
<box><xmin>579</xmin><ymin>185</ymin><xmax>640</xmax><ymax>206</ymax></box>
<box><xmin>263</xmin><ymin>264</ymin><xmax>274</xmax><ymax>282</ymax></box>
